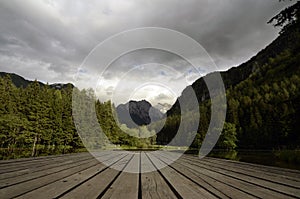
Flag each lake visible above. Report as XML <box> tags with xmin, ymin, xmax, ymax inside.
<box><xmin>206</xmin><ymin>149</ymin><xmax>300</xmax><ymax>171</ymax></box>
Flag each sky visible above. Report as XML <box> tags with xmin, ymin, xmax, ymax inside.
<box><xmin>0</xmin><ymin>0</ymin><xmax>294</xmax><ymax>106</ymax></box>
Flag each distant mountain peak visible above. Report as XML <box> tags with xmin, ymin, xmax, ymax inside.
<box><xmin>116</xmin><ymin>100</ymin><xmax>165</xmax><ymax>128</ymax></box>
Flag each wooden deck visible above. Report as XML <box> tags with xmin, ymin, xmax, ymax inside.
<box><xmin>0</xmin><ymin>151</ymin><xmax>300</xmax><ymax>199</ymax></box>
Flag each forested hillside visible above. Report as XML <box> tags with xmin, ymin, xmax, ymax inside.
<box><xmin>95</xmin><ymin>99</ymin><xmax>156</xmax><ymax>148</ymax></box>
<box><xmin>0</xmin><ymin>77</ymin><xmax>157</xmax><ymax>159</ymax></box>
<box><xmin>1</xmin><ymin>1</ymin><xmax>299</xmax><ymax>160</ymax></box>
<box><xmin>0</xmin><ymin>77</ymin><xmax>84</xmax><ymax>159</ymax></box>
<box><xmin>157</xmin><ymin>1</ymin><xmax>300</xmax><ymax>150</ymax></box>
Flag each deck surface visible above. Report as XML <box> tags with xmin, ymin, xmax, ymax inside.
<box><xmin>0</xmin><ymin>151</ymin><xmax>300</xmax><ymax>199</ymax></box>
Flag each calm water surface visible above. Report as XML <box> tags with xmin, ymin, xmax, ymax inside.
<box><xmin>206</xmin><ymin>150</ymin><xmax>300</xmax><ymax>171</ymax></box>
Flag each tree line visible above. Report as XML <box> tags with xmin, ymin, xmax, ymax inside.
<box><xmin>156</xmin><ymin>3</ymin><xmax>300</xmax><ymax>151</ymax></box>
<box><xmin>0</xmin><ymin>78</ymin><xmax>157</xmax><ymax>159</ymax></box>
<box><xmin>0</xmin><ymin>77</ymin><xmax>84</xmax><ymax>159</ymax></box>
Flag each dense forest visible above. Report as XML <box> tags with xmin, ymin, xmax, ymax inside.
<box><xmin>95</xmin><ymin>99</ymin><xmax>156</xmax><ymax>148</ymax></box>
<box><xmin>0</xmin><ymin>2</ymin><xmax>299</xmax><ymax>160</ymax></box>
<box><xmin>157</xmin><ymin>1</ymin><xmax>300</xmax><ymax>150</ymax></box>
<box><xmin>0</xmin><ymin>78</ymin><xmax>156</xmax><ymax>159</ymax></box>
<box><xmin>0</xmin><ymin>78</ymin><xmax>84</xmax><ymax>159</ymax></box>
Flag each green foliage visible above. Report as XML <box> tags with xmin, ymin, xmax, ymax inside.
<box><xmin>274</xmin><ymin>150</ymin><xmax>300</xmax><ymax>164</ymax></box>
<box><xmin>1</xmin><ymin>2</ymin><xmax>300</xmax><ymax>159</ymax></box>
<box><xmin>0</xmin><ymin>76</ymin><xmax>157</xmax><ymax>160</ymax></box>
<box><xmin>216</xmin><ymin>123</ymin><xmax>237</xmax><ymax>150</ymax></box>
<box><xmin>0</xmin><ymin>76</ymin><xmax>84</xmax><ymax>159</ymax></box>
<box><xmin>95</xmin><ymin>99</ymin><xmax>156</xmax><ymax>149</ymax></box>
<box><xmin>159</xmin><ymin>4</ymin><xmax>300</xmax><ymax>151</ymax></box>
<box><xmin>208</xmin><ymin>150</ymin><xmax>239</xmax><ymax>161</ymax></box>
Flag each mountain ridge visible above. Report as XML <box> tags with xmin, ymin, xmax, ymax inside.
<box><xmin>0</xmin><ymin>72</ymin><xmax>73</xmax><ymax>90</ymax></box>
<box><xmin>157</xmin><ymin>16</ymin><xmax>300</xmax><ymax>149</ymax></box>
<box><xmin>168</xmin><ymin>22</ymin><xmax>300</xmax><ymax>116</ymax></box>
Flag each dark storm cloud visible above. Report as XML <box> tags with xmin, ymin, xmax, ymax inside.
<box><xmin>0</xmin><ymin>0</ymin><xmax>294</xmax><ymax>86</ymax></box>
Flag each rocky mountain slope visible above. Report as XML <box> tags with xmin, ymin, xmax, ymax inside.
<box><xmin>116</xmin><ymin>100</ymin><xmax>165</xmax><ymax>128</ymax></box>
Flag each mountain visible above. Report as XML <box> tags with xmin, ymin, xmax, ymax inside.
<box><xmin>0</xmin><ymin>72</ymin><xmax>39</xmax><ymax>88</ymax></box>
<box><xmin>158</xmin><ymin>7</ymin><xmax>300</xmax><ymax>149</ymax></box>
<box><xmin>116</xmin><ymin>100</ymin><xmax>165</xmax><ymax>128</ymax></box>
<box><xmin>167</xmin><ymin>20</ymin><xmax>300</xmax><ymax>116</ymax></box>
<box><xmin>0</xmin><ymin>72</ymin><xmax>73</xmax><ymax>89</ymax></box>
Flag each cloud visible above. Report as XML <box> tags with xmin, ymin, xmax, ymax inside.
<box><xmin>105</xmin><ymin>86</ymin><xmax>114</xmax><ymax>95</ymax></box>
<box><xmin>153</xmin><ymin>93</ymin><xmax>172</xmax><ymax>101</ymax></box>
<box><xmin>0</xmin><ymin>0</ymin><xmax>294</xmax><ymax>103</ymax></box>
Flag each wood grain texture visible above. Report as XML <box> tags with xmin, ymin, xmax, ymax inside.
<box><xmin>0</xmin><ymin>152</ymin><xmax>299</xmax><ymax>199</ymax></box>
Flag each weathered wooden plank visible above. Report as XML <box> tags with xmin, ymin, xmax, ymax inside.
<box><xmin>0</xmin><ymin>160</ymin><xmax>97</xmax><ymax>199</ymax></box>
<box><xmin>151</xmin><ymin>153</ymin><xmax>234</xmax><ymax>199</ymax></box>
<box><xmin>155</xmin><ymin>152</ymin><xmax>297</xmax><ymax>199</ymax></box>
<box><xmin>15</xmin><ymin>153</ymin><xmax>127</xmax><ymax>199</ymax></box>
<box><xmin>0</xmin><ymin>153</ymin><xmax>93</xmax><ymax>175</ymax></box>
<box><xmin>147</xmin><ymin>153</ymin><xmax>217</xmax><ymax>199</ymax></box>
<box><xmin>181</xmin><ymin>156</ymin><xmax>300</xmax><ymax>198</ymax></box>
<box><xmin>0</xmin><ymin>157</ymin><xmax>97</xmax><ymax>188</ymax></box>
<box><xmin>0</xmin><ymin>151</ymin><xmax>112</xmax><ymax>181</ymax></box>
<box><xmin>141</xmin><ymin>171</ymin><xmax>177</xmax><ymax>199</ymax></box>
<box><xmin>141</xmin><ymin>152</ymin><xmax>177</xmax><ymax>199</ymax></box>
<box><xmin>14</xmin><ymin>163</ymin><xmax>105</xmax><ymax>199</ymax></box>
<box><xmin>0</xmin><ymin>152</ymin><xmax>121</xmax><ymax>198</ymax></box>
<box><xmin>0</xmin><ymin>155</ymin><xmax>93</xmax><ymax>180</ymax></box>
<box><xmin>185</xmin><ymin>160</ymin><xmax>291</xmax><ymax>199</ymax></box>
<box><xmin>101</xmin><ymin>153</ymin><xmax>139</xmax><ymax>199</ymax></box>
<box><xmin>0</xmin><ymin>153</ymin><xmax>90</xmax><ymax>168</ymax></box>
<box><xmin>174</xmin><ymin>156</ymin><xmax>292</xmax><ymax>199</ymax></box>
<box><xmin>203</xmin><ymin>158</ymin><xmax>300</xmax><ymax>187</ymax></box>
<box><xmin>141</xmin><ymin>152</ymin><xmax>156</xmax><ymax>173</ymax></box>
<box><xmin>0</xmin><ymin>152</ymin><xmax>89</xmax><ymax>165</ymax></box>
<box><xmin>60</xmin><ymin>154</ymin><xmax>133</xmax><ymax>199</ymax></box>
<box><xmin>1</xmin><ymin>152</ymin><xmax>300</xmax><ymax>199</ymax></box>
<box><xmin>183</xmin><ymin>155</ymin><xmax>300</xmax><ymax>187</ymax></box>
<box><xmin>61</xmin><ymin>167</ymin><xmax>119</xmax><ymax>199</ymax></box>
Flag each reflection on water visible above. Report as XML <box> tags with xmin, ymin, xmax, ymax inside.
<box><xmin>206</xmin><ymin>150</ymin><xmax>300</xmax><ymax>171</ymax></box>
<box><xmin>186</xmin><ymin>149</ymin><xmax>300</xmax><ymax>170</ymax></box>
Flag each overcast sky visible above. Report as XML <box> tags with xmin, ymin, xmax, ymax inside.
<box><xmin>0</xmin><ymin>0</ymin><xmax>294</xmax><ymax>106</ymax></box>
